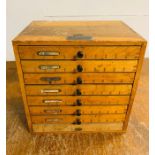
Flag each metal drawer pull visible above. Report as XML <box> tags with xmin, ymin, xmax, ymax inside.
<box><xmin>37</xmin><ymin>51</ymin><xmax>60</xmax><ymax>56</ymax></box>
<box><xmin>46</xmin><ymin>118</ymin><xmax>63</xmax><ymax>122</ymax></box>
<box><xmin>44</xmin><ymin>109</ymin><xmax>61</xmax><ymax>114</ymax></box>
<box><xmin>39</xmin><ymin>65</ymin><xmax>60</xmax><ymax>70</ymax></box>
<box><xmin>40</xmin><ymin>77</ymin><xmax>61</xmax><ymax>84</ymax></box>
<box><xmin>41</xmin><ymin>89</ymin><xmax>61</xmax><ymax>93</ymax></box>
<box><xmin>74</xmin><ymin>127</ymin><xmax>82</xmax><ymax>131</ymax></box>
<box><xmin>43</xmin><ymin>99</ymin><xmax>62</xmax><ymax>103</ymax></box>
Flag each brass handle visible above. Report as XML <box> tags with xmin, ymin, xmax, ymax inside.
<box><xmin>37</xmin><ymin>51</ymin><xmax>60</xmax><ymax>56</ymax></box>
<box><xmin>45</xmin><ymin>118</ymin><xmax>63</xmax><ymax>122</ymax></box>
<box><xmin>74</xmin><ymin>127</ymin><xmax>82</xmax><ymax>131</ymax></box>
<box><xmin>43</xmin><ymin>99</ymin><xmax>62</xmax><ymax>103</ymax></box>
<box><xmin>40</xmin><ymin>77</ymin><xmax>61</xmax><ymax>84</ymax></box>
<box><xmin>41</xmin><ymin>89</ymin><xmax>61</xmax><ymax>93</ymax></box>
<box><xmin>39</xmin><ymin>65</ymin><xmax>60</xmax><ymax>70</ymax></box>
<box><xmin>44</xmin><ymin>109</ymin><xmax>61</xmax><ymax>114</ymax></box>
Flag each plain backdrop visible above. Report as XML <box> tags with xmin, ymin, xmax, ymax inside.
<box><xmin>6</xmin><ymin>0</ymin><xmax>148</xmax><ymax>60</ymax></box>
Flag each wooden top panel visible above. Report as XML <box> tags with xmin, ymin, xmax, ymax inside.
<box><xmin>13</xmin><ymin>21</ymin><xmax>146</xmax><ymax>45</ymax></box>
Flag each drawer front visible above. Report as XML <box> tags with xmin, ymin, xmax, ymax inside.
<box><xmin>24</xmin><ymin>73</ymin><xmax>135</xmax><ymax>84</ymax></box>
<box><xmin>31</xmin><ymin>114</ymin><xmax>126</xmax><ymax>124</ymax></box>
<box><xmin>29</xmin><ymin>105</ymin><xmax>127</xmax><ymax>115</ymax></box>
<box><xmin>18</xmin><ymin>46</ymin><xmax>141</xmax><ymax>60</ymax></box>
<box><xmin>21</xmin><ymin>60</ymin><xmax>138</xmax><ymax>73</ymax></box>
<box><xmin>32</xmin><ymin>123</ymin><xmax>123</xmax><ymax>132</ymax></box>
<box><xmin>25</xmin><ymin>84</ymin><xmax>132</xmax><ymax>96</ymax></box>
<box><xmin>27</xmin><ymin>96</ymin><xmax>130</xmax><ymax>106</ymax></box>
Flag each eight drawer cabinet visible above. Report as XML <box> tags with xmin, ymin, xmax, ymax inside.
<box><xmin>12</xmin><ymin>21</ymin><xmax>147</xmax><ymax>133</ymax></box>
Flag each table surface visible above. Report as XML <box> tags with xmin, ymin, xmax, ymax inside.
<box><xmin>6</xmin><ymin>59</ymin><xmax>148</xmax><ymax>155</ymax></box>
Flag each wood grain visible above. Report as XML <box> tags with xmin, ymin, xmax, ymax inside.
<box><xmin>27</xmin><ymin>96</ymin><xmax>130</xmax><ymax>106</ymax></box>
<box><xmin>21</xmin><ymin>60</ymin><xmax>138</xmax><ymax>73</ymax></box>
<box><xmin>24</xmin><ymin>73</ymin><xmax>135</xmax><ymax>84</ymax></box>
<box><xmin>12</xmin><ymin>21</ymin><xmax>145</xmax><ymax>45</ymax></box>
<box><xmin>29</xmin><ymin>105</ymin><xmax>127</xmax><ymax>115</ymax></box>
<box><xmin>18</xmin><ymin>45</ymin><xmax>141</xmax><ymax>60</ymax></box>
<box><xmin>6</xmin><ymin>59</ymin><xmax>148</xmax><ymax>155</ymax></box>
<box><xmin>25</xmin><ymin>84</ymin><xmax>132</xmax><ymax>96</ymax></box>
<box><xmin>31</xmin><ymin>114</ymin><xmax>126</xmax><ymax>124</ymax></box>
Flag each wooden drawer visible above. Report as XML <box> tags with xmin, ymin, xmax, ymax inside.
<box><xmin>21</xmin><ymin>60</ymin><xmax>138</xmax><ymax>73</ymax></box>
<box><xmin>32</xmin><ymin>123</ymin><xmax>124</xmax><ymax>132</ymax></box>
<box><xmin>18</xmin><ymin>46</ymin><xmax>141</xmax><ymax>60</ymax></box>
<box><xmin>29</xmin><ymin>105</ymin><xmax>127</xmax><ymax>115</ymax></box>
<box><xmin>25</xmin><ymin>84</ymin><xmax>132</xmax><ymax>96</ymax></box>
<box><xmin>24</xmin><ymin>73</ymin><xmax>135</xmax><ymax>84</ymax></box>
<box><xmin>27</xmin><ymin>96</ymin><xmax>130</xmax><ymax>106</ymax></box>
<box><xmin>31</xmin><ymin>114</ymin><xmax>126</xmax><ymax>124</ymax></box>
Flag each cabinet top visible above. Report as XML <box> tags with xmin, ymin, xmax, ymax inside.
<box><xmin>12</xmin><ymin>21</ymin><xmax>146</xmax><ymax>45</ymax></box>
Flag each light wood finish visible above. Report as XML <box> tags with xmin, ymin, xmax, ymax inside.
<box><xmin>25</xmin><ymin>84</ymin><xmax>132</xmax><ymax>96</ymax></box>
<box><xmin>24</xmin><ymin>73</ymin><xmax>135</xmax><ymax>84</ymax></box>
<box><xmin>6</xmin><ymin>59</ymin><xmax>148</xmax><ymax>154</ymax></box>
<box><xmin>21</xmin><ymin>60</ymin><xmax>138</xmax><ymax>73</ymax></box>
<box><xmin>29</xmin><ymin>105</ymin><xmax>127</xmax><ymax>115</ymax></box>
<box><xmin>32</xmin><ymin>123</ymin><xmax>123</xmax><ymax>132</ymax></box>
<box><xmin>12</xmin><ymin>21</ymin><xmax>147</xmax><ymax>133</ymax></box>
<box><xmin>19</xmin><ymin>45</ymin><xmax>141</xmax><ymax>60</ymax></box>
<box><xmin>123</xmin><ymin>42</ymin><xmax>147</xmax><ymax>130</ymax></box>
<box><xmin>27</xmin><ymin>96</ymin><xmax>130</xmax><ymax>106</ymax></box>
<box><xmin>12</xmin><ymin>44</ymin><xmax>32</xmax><ymax>132</ymax></box>
<box><xmin>13</xmin><ymin>21</ymin><xmax>145</xmax><ymax>45</ymax></box>
<box><xmin>31</xmin><ymin>114</ymin><xmax>126</xmax><ymax>124</ymax></box>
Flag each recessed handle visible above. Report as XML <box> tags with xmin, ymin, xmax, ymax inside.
<box><xmin>41</xmin><ymin>89</ymin><xmax>61</xmax><ymax>93</ymax></box>
<box><xmin>37</xmin><ymin>51</ymin><xmax>60</xmax><ymax>56</ymax></box>
<box><xmin>39</xmin><ymin>65</ymin><xmax>60</xmax><ymax>70</ymax></box>
<box><xmin>44</xmin><ymin>109</ymin><xmax>61</xmax><ymax>114</ymax></box>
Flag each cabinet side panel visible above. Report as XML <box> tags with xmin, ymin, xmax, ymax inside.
<box><xmin>12</xmin><ymin>43</ymin><xmax>32</xmax><ymax>131</ymax></box>
<box><xmin>123</xmin><ymin>42</ymin><xmax>147</xmax><ymax>130</ymax></box>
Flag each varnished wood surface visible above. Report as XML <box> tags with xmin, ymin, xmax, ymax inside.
<box><xmin>18</xmin><ymin>45</ymin><xmax>141</xmax><ymax>60</ymax></box>
<box><xmin>21</xmin><ymin>60</ymin><xmax>138</xmax><ymax>73</ymax></box>
<box><xmin>12</xmin><ymin>21</ymin><xmax>145</xmax><ymax>45</ymax></box>
<box><xmin>6</xmin><ymin>59</ymin><xmax>148</xmax><ymax>155</ymax></box>
<box><xmin>24</xmin><ymin>73</ymin><xmax>135</xmax><ymax>84</ymax></box>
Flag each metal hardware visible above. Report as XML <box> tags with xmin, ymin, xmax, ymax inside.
<box><xmin>76</xmin><ymin>77</ymin><xmax>82</xmax><ymax>84</ymax></box>
<box><xmin>76</xmin><ymin>118</ymin><xmax>81</xmax><ymax>125</ymax></box>
<box><xmin>75</xmin><ymin>109</ymin><xmax>81</xmax><ymax>116</ymax></box>
<box><xmin>76</xmin><ymin>51</ymin><xmax>84</xmax><ymax>58</ymax></box>
<box><xmin>76</xmin><ymin>99</ymin><xmax>82</xmax><ymax>106</ymax></box>
<box><xmin>76</xmin><ymin>89</ymin><xmax>82</xmax><ymax>96</ymax></box>
<box><xmin>39</xmin><ymin>65</ymin><xmax>60</xmax><ymax>70</ymax></box>
<box><xmin>41</xmin><ymin>89</ymin><xmax>61</xmax><ymax>93</ymax></box>
<box><xmin>43</xmin><ymin>99</ymin><xmax>62</xmax><ymax>103</ymax></box>
<box><xmin>77</xmin><ymin>65</ymin><xmax>83</xmax><ymax>72</ymax></box>
<box><xmin>46</xmin><ymin>118</ymin><xmax>63</xmax><ymax>122</ymax></box>
<box><xmin>40</xmin><ymin>77</ymin><xmax>61</xmax><ymax>84</ymax></box>
<box><xmin>67</xmin><ymin>34</ymin><xmax>92</xmax><ymax>40</ymax></box>
<box><xmin>37</xmin><ymin>51</ymin><xmax>60</xmax><ymax>56</ymax></box>
<box><xmin>44</xmin><ymin>109</ymin><xmax>61</xmax><ymax>114</ymax></box>
<box><xmin>74</xmin><ymin>127</ymin><xmax>82</xmax><ymax>131</ymax></box>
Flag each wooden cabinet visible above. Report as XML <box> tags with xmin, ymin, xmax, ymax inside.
<box><xmin>12</xmin><ymin>21</ymin><xmax>146</xmax><ymax>133</ymax></box>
